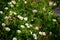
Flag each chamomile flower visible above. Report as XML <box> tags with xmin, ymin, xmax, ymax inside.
<box><xmin>42</xmin><ymin>32</ymin><xmax>46</xmax><ymax>36</ymax></box>
<box><xmin>13</xmin><ymin>12</ymin><xmax>17</xmax><ymax>15</ymax></box>
<box><xmin>53</xmin><ymin>2</ymin><xmax>57</xmax><ymax>6</ymax></box>
<box><xmin>49</xmin><ymin>32</ymin><xmax>52</xmax><ymax>35</ymax></box>
<box><xmin>25</xmin><ymin>23</ymin><xmax>29</xmax><ymax>26</ymax></box>
<box><xmin>4</xmin><ymin>16</ymin><xmax>10</xmax><ymax>19</ymax></box>
<box><xmin>52</xmin><ymin>19</ymin><xmax>56</xmax><ymax>22</ymax></box>
<box><xmin>35</xmin><ymin>26</ymin><xmax>39</xmax><ymax>30</ymax></box>
<box><xmin>21</xmin><ymin>25</ymin><xmax>25</xmax><ymax>28</ymax></box>
<box><xmin>24</xmin><ymin>17</ymin><xmax>28</xmax><ymax>21</ymax></box>
<box><xmin>9</xmin><ymin>11</ymin><xmax>13</xmax><ymax>15</ymax></box>
<box><xmin>43</xmin><ymin>7</ymin><xmax>46</xmax><ymax>11</ymax></box>
<box><xmin>39</xmin><ymin>31</ymin><xmax>46</xmax><ymax>36</ymax></box>
<box><xmin>24</xmin><ymin>1</ymin><xmax>27</xmax><ymax>4</ymax></box>
<box><xmin>4</xmin><ymin>7</ymin><xmax>8</xmax><ymax>10</ymax></box>
<box><xmin>13</xmin><ymin>37</ymin><xmax>17</xmax><ymax>40</ymax></box>
<box><xmin>33</xmin><ymin>33</ymin><xmax>37</xmax><ymax>39</ymax></box>
<box><xmin>5</xmin><ymin>27</ymin><xmax>10</xmax><ymax>31</ymax></box>
<box><xmin>0</xmin><ymin>11</ymin><xmax>3</xmax><ymax>14</ymax></box>
<box><xmin>32</xmin><ymin>9</ymin><xmax>38</xmax><ymax>13</ymax></box>
<box><xmin>2</xmin><ymin>23</ymin><xmax>6</xmax><ymax>27</ymax></box>
<box><xmin>17</xmin><ymin>15</ymin><xmax>23</xmax><ymax>20</ymax></box>
<box><xmin>17</xmin><ymin>30</ymin><xmax>21</xmax><ymax>33</ymax></box>
<box><xmin>11</xmin><ymin>0</ymin><xmax>16</xmax><ymax>4</ymax></box>
<box><xmin>49</xmin><ymin>1</ymin><xmax>53</xmax><ymax>6</ymax></box>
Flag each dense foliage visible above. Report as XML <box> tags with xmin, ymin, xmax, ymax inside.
<box><xmin>0</xmin><ymin>0</ymin><xmax>60</xmax><ymax>40</ymax></box>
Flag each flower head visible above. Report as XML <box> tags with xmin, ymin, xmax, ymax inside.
<box><xmin>0</xmin><ymin>11</ymin><xmax>3</xmax><ymax>14</ymax></box>
<box><xmin>33</xmin><ymin>33</ymin><xmax>37</xmax><ymax>39</ymax></box>
<box><xmin>52</xmin><ymin>19</ymin><xmax>56</xmax><ymax>22</ymax></box>
<box><xmin>32</xmin><ymin>9</ymin><xmax>38</xmax><ymax>13</ymax></box>
<box><xmin>13</xmin><ymin>37</ymin><xmax>17</xmax><ymax>40</ymax></box>
<box><xmin>49</xmin><ymin>1</ymin><xmax>53</xmax><ymax>6</ymax></box>
<box><xmin>2</xmin><ymin>23</ymin><xmax>6</xmax><ymax>26</ymax></box>
<box><xmin>17</xmin><ymin>30</ymin><xmax>21</xmax><ymax>33</ymax></box>
<box><xmin>21</xmin><ymin>25</ymin><xmax>25</xmax><ymax>28</ymax></box>
<box><xmin>24</xmin><ymin>17</ymin><xmax>28</xmax><ymax>21</ymax></box>
<box><xmin>5</xmin><ymin>27</ymin><xmax>10</xmax><ymax>31</ymax></box>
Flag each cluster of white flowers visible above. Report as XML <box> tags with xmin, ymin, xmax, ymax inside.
<box><xmin>17</xmin><ymin>15</ymin><xmax>28</xmax><ymax>21</ymax></box>
<box><xmin>9</xmin><ymin>11</ymin><xmax>17</xmax><ymax>15</ymax></box>
<box><xmin>32</xmin><ymin>33</ymin><xmax>37</xmax><ymax>39</ymax></box>
<box><xmin>5</xmin><ymin>27</ymin><xmax>10</xmax><ymax>31</ymax></box>
<box><xmin>13</xmin><ymin>37</ymin><xmax>17</xmax><ymax>40</ymax></box>
<box><xmin>32</xmin><ymin>9</ymin><xmax>38</xmax><ymax>13</ymax></box>
<box><xmin>2</xmin><ymin>23</ymin><xmax>6</xmax><ymax>27</ymax></box>
<box><xmin>49</xmin><ymin>1</ymin><xmax>56</xmax><ymax>6</ymax></box>
<box><xmin>17</xmin><ymin>15</ymin><xmax>24</xmax><ymax>20</ymax></box>
<box><xmin>0</xmin><ymin>11</ymin><xmax>3</xmax><ymax>14</ymax></box>
<box><xmin>39</xmin><ymin>31</ymin><xmax>46</xmax><ymax>36</ymax></box>
<box><xmin>8</xmin><ymin>0</ymin><xmax>16</xmax><ymax>7</ymax></box>
<box><xmin>21</xmin><ymin>25</ymin><xmax>25</xmax><ymax>28</ymax></box>
<box><xmin>25</xmin><ymin>23</ymin><xmax>30</xmax><ymax>28</ymax></box>
<box><xmin>52</xmin><ymin>19</ymin><xmax>57</xmax><ymax>22</ymax></box>
<box><xmin>17</xmin><ymin>30</ymin><xmax>21</xmax><ymax>33</ymax></box>
<box><xmin>25</xmin><ymin>23</ymin><xmax>32</xmax><ymax>28</ymax></box>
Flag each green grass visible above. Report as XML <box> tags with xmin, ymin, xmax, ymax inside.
<box><xmin>0</xmin><ymin>0</ymin><xmax>60</xmax><ymax>40</ymax></box>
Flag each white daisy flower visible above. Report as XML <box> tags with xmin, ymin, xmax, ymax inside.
<box><xmin>52</xmin><ymin>19</ymin><xmax>56</xmax><ymax>22</ymax></box>
<box><xmin>27</xmin><ymin>25</ymin><xmax>30</xmax><ymax>28</ymax></box>
<box><xmin>39</xmin><ymin>31</ymin><xmax>46</xmax><ymax>36</ymax></box>
<box><xmin>35</xmin><ymin>26</ymin><xmax>39</xmax><ymax>30</ymax></box>
<box><xmin>29</xmin><ymin>24</ymin><xmax>32</xmax><ymax>27</ymax></box>
<box><xmin>4</xmin><ymin>7</ymin><xmax>8</xmax><ymax>10</ymax></box>
<box><xmin>8</xmin><ymin>2</ymin><xmax>12</xmax><ymax>5</ymax></box>
<box><xmin>33</xmin><ymin>33</ymin><xmax>37</xmax><ymax>39</ymax></box>
<box><xmin>4</xmin><ymin>16</ymin><xmax>10</xmax><ymax>19</ymax></box>
<box><xmin>13</xmin><ymin>12</ymin><xmax>17</xmax><ymax>15</ymax></box>
<box><xmin>17</xmin><ymin>15</ymin><xmax>23</xmax><ymax>20</ymax></box>
<box><xmin>39</xmin><ymin>31</ymin><xmax>43</xmax><ymax>35</ymax></box>
<box><xmin>5</xmin><ymin>27</ymin><xmax>10</xmax><ymax>31</ymax></box>
<box><xmin>24</xmin><ymin>1</ymin><xmax>27</xmax><ymax>4</ymax></box>
<box><xmin>21</xmin><ymin>25</ymin><xmax>25</xmax><ymax>28</ymax></box>
<box><xmin>24</xmin><ymin>17</ymin><xmax>28</xmax><ymax>21</ymax></box>
<box><xmin>43</xmin><ymin>7</ymin><xmax>46</xmax><ymax>11</ymax></box>
<box><xmin>49</xmin><ymin>1</ymin><xmax>53</xmax><ymax>6</ymax></box>
<box><xmin>10</xmin><ymin>4</ymin><xmax>14</xmax><ymax>7</ymax></box>
<box><xmin>9</xmin><ymin>11</ymin><xmax>13</xmax><ymax>15</ymax></box>
<box><xmin>49</xmin><ymin>32</ymin><xmax>52</xmax><ymax>35</ymax></box>
<box><xmin>2</xmin><ymin>23</ymin><xmax>6</xmax><ymax>27</ymax></box>
<box><xmin>30</xmin><ymin>31</ymin><xmax>32</xmax><ymax>34</ymax></box>
<box><xmin>17</xmin><ymin>30</ymin><xmax>21</xmax><ymax>33</ymax></box>
<box><xmin>32</xmin><ymin>9</ymin><xmax>38</xmax><ymax>13</ymax></box>
<box><xmin>13</xmin><ymin>37</ymin><xmax>17</xmax><ymax>40</ymax></box>
<box><xmin>42</xmin><ymin>32</ymin><xmax>46</xmax><ymax>36</ymax></box>
<box><xmin>0</xmin><ymin>11</ymin><xmax>3</xmax><ymax>14</ymax></box>
<box><xmin>53</xmin><ymin>2</ymin><xmax>57</xmax><ymax>6</ymax></box>
<box><xmin>25</xmin><ymin>23</ymin><xmax>29</xmax><ymax>26</ymax></box>
<box><xmin>11</xmin><ymin>0</ymin><xmax>16</xmax><ymax>4</ymax></box>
